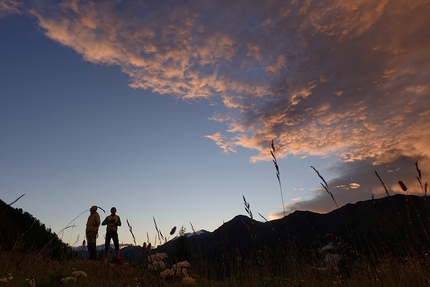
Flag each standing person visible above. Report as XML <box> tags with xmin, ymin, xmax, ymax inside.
<box><xmin>102</xmin><ymin>207</ymin><xmax>122</xmax><ymax>262</ymax></box>
<box><xmin>86</xmin><ymin>205</ymin><xmax>100</xmax><ymax>260</ymax></box>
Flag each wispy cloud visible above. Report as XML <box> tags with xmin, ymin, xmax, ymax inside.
<box><xmin>0</xmin><ymin>0</ymin><xmax>21</xmax><ymax>17</ymax></box>
<box><xmin>10</xmin><ymin>0</ymin><xmax>430</xmax><ymax>213</ymax></box>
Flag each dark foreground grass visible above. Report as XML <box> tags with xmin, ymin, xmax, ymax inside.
<box><xmin>2</xmin><ymin>246</ymin><xmax>430</xmax><ymax>287</ymax></box>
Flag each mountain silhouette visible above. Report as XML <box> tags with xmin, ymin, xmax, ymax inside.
<box><xmin>3</xmin><ymin>194</ymin><xmax>430</xmax><ymax>268</ymax></box>
<box><xmin>143</xmin><ymin>194</ymin><xmax>430</xmax><ymax>276</ymax></box>
<box><xmin>0</xmin><ymin>199</ymin><xmax>76</xmax><ymax>259</ymax></box>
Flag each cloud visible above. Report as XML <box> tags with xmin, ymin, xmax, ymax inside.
<box><xmin>0</xmin><ymin>0</ymin><xmax>21</xmax><ymax>17</ymax></box>
<box><xmin>270</xmin><ymin>156</ymin><xmax>429</xmax><ymax>218</ymax></box>
<box><xmin>11</xmin><ymin>0</ymin><xmax>430</xmax><ymax>213</ymax></box>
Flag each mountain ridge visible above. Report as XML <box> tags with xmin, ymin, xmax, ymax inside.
<box><xmin>3</xmin><ymin>194</ymin><xmax>430</xmax><ymax>265</ymax></box>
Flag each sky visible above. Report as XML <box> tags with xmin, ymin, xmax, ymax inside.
<box><xmin>1</xmin><ymin>0</ymin><xmax>430</xmax><ymax>247</ymax></box>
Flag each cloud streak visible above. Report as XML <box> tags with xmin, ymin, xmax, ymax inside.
<box><xmin>0</xmin><ymin>0</ymin><xmax>21</xmax><ymax>17</ymax></box>
<box><xmin>8</xmin><ymin>0</ymin><xmax>430</xmax><ymax>214</ymax></box>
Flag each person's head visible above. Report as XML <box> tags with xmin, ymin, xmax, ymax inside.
<box><xmin>90</xmin><ymin>205</ymin><xmax>97</xmax><ymax>214</ymax></box>
<box><xmin>110</xmin><ymin>207</ymin><xmax>117</xmax><ymax>215</ymax></box>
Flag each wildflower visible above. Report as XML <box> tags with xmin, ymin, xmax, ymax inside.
<box><xmin>61</xmin><ymin>276</ymin><xmax>77</xmax><ymax>283</ymax></box>
<box><xmin>182</xmin><ymin>276</ymin><xmax>195</xmax><ymax>285</ymax></box>
<box><xmin>148</xmin><ymin>253</ymin><xmax>168</xmax><ymax>270</ymax></box>
<box><xmin>176</xmin><ymin>261</ymin><xmax>190</xmax><ymax>268</ymax></box>
<box><xmin>171</xmin><ymin>261</ymin><xmax>190</xmax><ymax>276</ymax></box>
<box><xmin>160</xmin><ymin>269</ymin><xmax>174</xmax><ymax>278</ymax></box>
<box><xmin>72</xmin><ymin>271</ymin><xmax>87</xmax><ymax>278</ymax></box>
<box><xmin>26</xmin><ymin>278</ymin><xmax>36</xmax><ymax>287</ymax></box>
<box><xmin>182</xmin><ymin>268</ymin><xmax>189</xmax><ymax>277</ymax></box>
<box><xmin>0</xmin><ymin>278</ymin><xmax>7</xmax><ymax>283</ymax></box>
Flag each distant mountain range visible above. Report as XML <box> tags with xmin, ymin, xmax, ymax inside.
<box><xmin>151</xmin><ymin>194</ymin><xmax>430</xmax><ymax>263</ymax></box>
<box><xmin>104</xmin><ymin>194</ymin><xmax>430</xmax><ymax>267</ymax></box>
<box><xmin>3</xmin><ymin>194</ymin><xmax>430</xmax><ymax>267</ymax></box>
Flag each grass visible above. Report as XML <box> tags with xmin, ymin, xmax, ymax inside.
<box><xmin>2</xmin><ymin>245</ymin><xmax>430</xmax><ymax>286</ymax></box>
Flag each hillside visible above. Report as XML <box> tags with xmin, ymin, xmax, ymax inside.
<box><xmin>149</xmin><ymin>194</ymin><xmax>430</xmax><ymax>271</ymax></box>
<box><xmin>3</xmin><ymin>194</ymin><xmax>430</xmax><ymax>265</ymax></box>
<box><xmin>0</xmin><ymin>199</ymin><xmax>76</xmax><ymax>259</ymax></box>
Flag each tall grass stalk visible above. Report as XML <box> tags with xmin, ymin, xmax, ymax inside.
<box><xmin>375</xmin><ymin>170</ymin><xmax>390</xmax><ymax>196</ymax></box>
<box><xmin>8</xmin><ymin>194</ymin><xmax>25</xmax><ymax>207</ymax></box>
<box><xmin>271</xmin><ymin>140</ymin><xmax>286</xmax><ymax>217</ymax></box>
<box><xmin>311</xmin><ymin>165</ymin><xmax>356</xmax><ymax>253</ymax></box>
<box><xmin>153</xmin><ymin>216</ymin><xmax>164</xmax><ymax>245</ymax></box>
<box><xmin>126</xmin><ymin>219</ymin><xmax>137</xmax><ymax>246</ymax></box>
<box><xmin>397</xmin><ymin>180</ymin><xmax>430</xmax><ymax>240</ymax></box>
<box><xmin>311</xmin><ymin>166</ymin><xmax>339</xmax><ymax>209</ymax></box>
<box><xmin>242</xmin><ymin>195</ymin><xmax>253</xmax><ymax>219</ymax></box>
<box><xmin>415</xmin><ymin>161</ymin><xmax>427</xmax><ymax>197</ymax></box>
<box><xmin>0</xmin><ymin>194</ymin><xmax>26</xmax><ymax>220</ymax></box>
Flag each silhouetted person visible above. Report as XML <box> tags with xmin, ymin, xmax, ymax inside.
<box><xmin>85</xmin><ymin>205</ymin><xmax>100</xmax><ymax>260</ymax></box>
<box><xmin>102</xmin><ymin>207</ymin><xmax>122</xmax><ymax>261</ymax></box>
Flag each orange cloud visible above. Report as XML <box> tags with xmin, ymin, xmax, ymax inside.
<box><xmin>15</xmin><ymin>1</ymin><xmax>430</xmax><ymax>208</ymax></box>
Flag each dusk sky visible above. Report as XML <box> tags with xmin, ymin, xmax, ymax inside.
<box><xmin>1</xmin><ymin>0</ymin><xmax>429</xmax><ymax>247</ymax></box>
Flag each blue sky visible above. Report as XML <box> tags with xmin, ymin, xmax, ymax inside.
<box><xmin>1</xmin><ymin>0</ymin><xmax>430</xmax><ymax>247</ymax></box>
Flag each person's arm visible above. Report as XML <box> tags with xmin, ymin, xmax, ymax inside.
<box><xmin>117</xmin><ymin>216</ymin><xmax>122</xmax><ymax>227</ymax></box>
<box><xmin>102</xmin><ymin>216</ymin><xmax>108</xmax><ymax>226</ymax></box>
<box><xmin>95</xmin><ymin>214</ymin><xmax>101</xmax><ymax>227</ymax></box>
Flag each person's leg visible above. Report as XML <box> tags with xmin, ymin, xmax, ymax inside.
<box><xmin>86</xmin><ymin>231</ymin><xmax>97</xmax><ymax>260</ymax></box>
<box><xmin>112</xmin><ymin>232</ymin><xmax>121</xmax><ymax>259</ymax></box>
<box><xmin>90</xmin><ymin>242</ymin><xmax>97</xmax><ymax>260</ymax></box>
<box><xmin>87</xmin><ymin>243</ymin><xmax>94</xmax><ymax>260</ymax></box>
<box><xmin>104</xmin><ymin>232</ymin><xmax>112</xmax><ymax>261</ymax></box>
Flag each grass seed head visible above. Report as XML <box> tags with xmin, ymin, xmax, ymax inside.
<box><xmin>398</xmin><ymin>181</ymin><xmax>408</xmax><ymax>192</ymax></box>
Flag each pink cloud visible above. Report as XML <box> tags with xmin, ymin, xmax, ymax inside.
<box><xmin>14</xmin><ymin>0</ymin><xmax>430</xmax><ymax>214</ymax></box>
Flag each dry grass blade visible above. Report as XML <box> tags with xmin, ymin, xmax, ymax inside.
<box><xmin>126</xmin><ymin>219</ymin><xmax>137</xmax><ymax>246</ymax></box>
<box><xmin>311</xmin><ymin>166</ymin><xmax>357</xmax><ymax>250</ymax></box>
<box><xmin>416</xmin><ymin>161</ymin><xmax>427</xmax><ymax>196</ymax></box>
<box><xmin>189</xmin><ymin>221</ymin><xmax>196</xmax><ymax>234</ymax></box>
<box><xmin>258</xmin><ymin>213</ymin><xmax>268</xmax><ymax>222</ymax></box>
<box><xmin>72</xmin><ymin>234</ymin><xmax>80</xmax><ymax>247</ymax></box>
<box><xmin>61</xmin><ymin>224</ymin><xmax>76</xmax><ymax>233</ymax></box>
<box><xmin>271</xmin><ymin>140</ymin><xmax>286</xmax><ymax>217</ymax></box>
<box><xmin>242</xmin><ymin>195</ymin><xmax>253</xmax><ymax>219</ymax></box>
<box><xmin>153</xmin><ymin>216</ymin><xmax>164</xmax><ymax>243</ymax></box>
<box><xmin>60</xmin><ymin>208</ymin><xmax>94</xmax><ymax>234</ymax></box>
<box><xmin>311</xmin><ymin>166</ymin><xmax>329</xmax><ymax>189</ymax></box>
<box><xmin>1</xmin><ymin>194</ymin><xmax>26</xmax><ymax>222</ymax></box>
<box><xmin>8</xmin><ymin>194</ymin><xmax>25</xmax><ymax>206</ymax></box>
<box><xmin>416</xmin><ymin>161</ymin><xmax>422</xmax><ymax>180</ymax></box>
<box><xmin>375</xmin><ymin>170</ymin><xmax>390</xmax><ymax>197</ymax></box>
<box><xmin>311</xmin><ymin>166</ymin><xmax>339</xmax><ymax>209</ymax></box>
